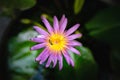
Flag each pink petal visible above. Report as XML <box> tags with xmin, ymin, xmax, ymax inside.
<box><xmin>30</xmin><ymin>38</ymin><xmax>45</xmax><ymax>43</ymax></box>
<box><xmin>67</xmin><ymin>47</ymin><xmax>80</xmax><ymax>55</ymax></box>
<box><xmin>35</xmin><ymin>48</ymin><xmax>48</xmax><ymax>61</ymax></box>
<box><xmin>62</xmin><ymin>51</ymin><xmax>71</xmax><ymax>65</ymax></box>
<box><xmin>67</xmin><ymin>34</ymin><xmax>82</xmax><ymax>40</ymax></box>
<box><xmin>30</xmin><ymin>43</ymin><xmax>46</xmax><ymax>50</ymax></box>
<box><xmin>65</xmin><ymin>24</ymin><xmax>80</xmax><ymax>36</ymax></box>
<box><xmin>68</xmin><ymin>40</ymin><xmax>82</xmax><ymax>46</ymax></box>
<box><xmin>69</xmin><ymin>58</ymin><xmax>74</xmax><ymax>67</ymax></box>
<box><xmin>60</xmin><ymin>18</ymin><xmax>68</xmax><ymax>33</ymax></box>
<box><xmin>53</xmin><ymin>16</ymin><xmax>59</xmax><ymax>32</ymax></box>
<box><xmin>57</xmin><ymin>54</ymin><xmax>63</xmax><ymax>70</ymax></box>
<box><xmin>59</xmin><ymin>14</ymin><xmax>65</xmax><ymax>27</ymax></box>
<box><xmin>46</xmin><ymin>55</ymin><xmax>52</xmax><ymax>68</ymax></box>
<box><xmin>41</xmin><ymin>16</ymin><xmax>53</xmax><ymax>33</ymax></box>
<box><xmin>39</xmin><ymin>52</ymin><xmax>50</xmax><ymax>64</ymax></box>
<box><xmin>33</xmin><ymin>26</ymin><xmax>49</xmax><ymax>36</ymax></box>
<box><xmin>52</xmin><ymin>54</ymin><xmax>57</xmax><ymax>68</ymax></box>
<box><xmin>63</xmin><ymin>50</ymin><xmax>74</xmax><ymax>67</ymax></box>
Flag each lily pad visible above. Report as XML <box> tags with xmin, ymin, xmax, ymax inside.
<box><xmin>8</xmin><ymin>29</ymin><xmax>43</xmax><ymax>80</ymax></box>
<box><xmin>0</xmin><ymin>0</ymin><xmax>36</xmax><ymax>10</ymax></box>
<box><xmin>54</xmin><ymin>46</ymin><xmax>98</xmax><ymax>80</ymax></box>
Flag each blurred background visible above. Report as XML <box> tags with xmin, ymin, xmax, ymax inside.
<box><xmin>0</xmin><ymin>0</ymin><xmax>120</xmax><ymax>80</ymax></box>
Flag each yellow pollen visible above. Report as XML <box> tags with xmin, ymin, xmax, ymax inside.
<box><xmin>47</xmin><ymin>33</ymin><xmax>67</xmax><ymax>52</ymax></box>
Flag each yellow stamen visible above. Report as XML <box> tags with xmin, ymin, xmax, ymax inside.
<box><xmin>47</xmin><ymin>33</ymin><xmax>67</xmax><ymax>52</ymax></box>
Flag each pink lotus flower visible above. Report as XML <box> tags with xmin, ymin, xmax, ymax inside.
<box><xmin>30</xmin><ymin>15</ymin><xmax>82</xmax><ymax>70</ymax></box>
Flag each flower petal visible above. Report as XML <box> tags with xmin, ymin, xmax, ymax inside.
<box><xmin>31</xmin><ymin>15</ymin><xmax>82</xmax><ymax>70</ymax></box>
<box><xmin>53</xmin><ymin>16</ymin><xmax>59</xmax><ymax>32</ymax></box>
<box><xmin>33</xmin><ymin>26</ymin><xmax>49</xmax><ymax>36</ymax></box>
<box><xmin>58</xmin><ymin>54</ymin><xmax>63</xmax><ymax>70</ymax></box>
<box><xmin>35</xmin><ymin>48</ymin><xmax>48</xmax><ymax>61</ymax></box>
<box><xmin>52</xmin><ymin>54</ymin><xmax>57</xmax><ymax>68</ymax></box>
<box><xmin>62</xmin><ymin>51</ymin><xmax>71</xmax><ymax>65</ymax></box>
<box><xmin>60</xmin><ymin>18</ymin><xmax>68</xmax><ymax>33</ymax></box>
<box><xmin>65</xmin><ymin>24</ymin><xmax>80</xmax><ymax>36</ymax></box>
<box><xmin>68</xmin><ymin>40</ymin><xmax>82</xmax><ymax>46</ymax></box>
<box><xmin>68</xmin><ymin>47</ymin><xmax>80</xmax><ymax>55</ymax></box>
<box><xmin>59</xmin><ymin>14</ymin><xmax>65</xmax><ymax>27</ymax></box>
<box><xmin>67</xmin><ymin>34</ymin><xmax>82</xmax><ymax>40</ymax></box>
<box><xmin>30</xmin><ymin>38</ymin><xmax>45</xmax><ymax>43</ymax></box>
<box><xmin>46</xmin><ymin>55</ymin><xmax>52</xmax><ymax>68</ymax></box>
<box><xmin>39</xmin><ymin>52</ymin><xmax>50</xmax><ymax>64</ymax></box>
<box><xmin>70</xmin><ymin>58</ymin><xmax>74</xmax><ymax>67</ymax></box>
<box><xmin>63</xmin><ymin>50</ymin><xmax>74</xmax><ymax>67</ymax></box>
<box><xmin>41</xmin><ymin>16</ymin><xmax>53</xmax><ymax>33</ymax></box>
<box><xmin>30</xmin><ymin>43</ymin><xmax>46</xmax><ymax>50</ymax></box>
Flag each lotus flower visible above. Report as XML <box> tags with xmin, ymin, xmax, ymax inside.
<box><xmin>30</xmin><ymin>15</ymin><xmax>82</xmax><ymax>70</ymax></box>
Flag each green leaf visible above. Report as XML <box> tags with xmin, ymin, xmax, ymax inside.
<box><xmin>74</xmin><ymin>46</ymin><xmax>98</xmax><ymax>80</ymax></box>
<box><xmin>54</xmin><ymin>46</ymin><xmax>98</xmax><ymax>80</ymax></box>
<box><xmin>9</xmin><ymin>50</ymin><xmax>38</xmax><ymax>74</ymax></box>
<box><xmin>14</xmin><ymin>0</ymin><xmax>36</xmax><ymax>10</ymax></box>
<box><xmin>75</xmin><ymin>46</ymin><xmax>96</xmax><ymax>66</ymax></box>
<box><xmin>0</xmin><ymin>0</ymin><xmax>36</xmax><ymax>10</ymax></box>
<box><xmin>86</xmin><ymin>7</ymin><xmax>120</xmax><ymax>46</ymax></box>
<box><xmin>8</xmin><ymin>29</ymin><xmax>42</xmax><ymax>76</ymax></box>
<box><xmin>74</xmin><ymin>0</ymin><xmax>85</xmax><ymax>14</ymax></box>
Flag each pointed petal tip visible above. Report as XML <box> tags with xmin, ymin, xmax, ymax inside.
<box><xmin>30</xmin><ymin>47</ymin><xmax>33</xmax><ymax>50</ymax></box>
<box><xmin>61</xmin><ymin>14</ymin><xmax>65</xmax><ymax>19</ymax></box>
<box><xmin>53</xmin><ymin>62</ymin><xmax>57</xmax><ymax>68</ymax></box>
<box><xmin>53</xmin><ymin>16</ymin><xmax>58</xmax><ymax>22</ymax></box>
<box><xmin>35</xmin><ymin>58</ymin><xmax>40</xmax><ymax>61</ymax></box>
<box><xmin>79</xmin><ymin>43</ymin><xmax>83</xmax><ymax>46</ymax></box>
<box><xmin>33</xmin><ymin>26</ymin><xmax>41</xmax><ymax>31</ymax></box>
<box><xmin>60</xmin><ymin>14</ymin><xmax>65</xmax><ymax>19</ymax></box>
<box><xmin>59</xmin><ymin>67</ymin><xmax>63</xmax><ymax>70</ymax></box>
<box><xmin>74</xmin><ymin>24</ymin><xmax>80</xmax><ymax>30</ymax></box>
<box><xmin>63</xmin><ymin>14</ymin><xmax>65</xmax><ymax>16</ymax></box>
<box><xmin>76</xmin><ymin>24</ymin><xmax>80</xmax><ymax>29</ymax></box>
<box><xmin>66</xmin><ymin>59</ymin><xmax>70</xmax><ymax>65</ymax></box>
<box><xmin>76</xmin><ymin>23</ymin><xmax>80</xmax><ymax>27</ymax></box>
<box><xmin>45</xmin><ymin>64</ymin><xmax>49</xmax><ymax>68</ymax></box>
<box><xmin>65</xmin><ymin>18</ymin><xmax>68</xmax><ymax>22</ymax></box>
<box><xmin>30</xmin><ymin>47</ymin><xmax>34</xmax><ymax>51</ymax></box>
<box><xmin>78</xmin><ymin>33</ymin><xmax>82</xmax><ymax>37</ymax></box>
<box><xmin>60</xmin><ymin>18</ymin><xmax>68</xmax><ymax>33</ymax></box>
<box><xmin>79</xmin><ymin>34</ymin><xmax>82</xmax><ymax>38</ymax></box>
<box><xmin>30</xmin><ymin>47</ymin><xmax>38</xmax><ymax>51</ymax></box>
<box><xmin>76</xmin><ymin>51</ymin><xmax>81</xmax><ymax>55</ymax></box>
<box><xmin>78</xmin><ymin>52</ymin><xmax>81</xmax><ymax>55</ymax></box>
<box><xmin>77</xmin><ymin>51</ymin><xmax>80</xmax><ymax>55</ymax></box>
<box><xmin>39</xmin><ymin>61</ymin><xmax>43</xmax><ymax>64</ymax></box>
<box><xmin>52</xmin><ymin>62</ymin><xmax>57</xmax><ymax>68</ymax></box>
<box><xmin>71</xmin><ymin>64</ymin><xmax>74</xmax><ymax>67</ymax></box>
<box><xmin>67</xmin><ymin>33</ymin><xmax>82</xmax><ymax>40</ymax></box>
<box><xmin>75</xmin><ymin>24</ymin><xmax>80</xmax><ymax>29</ymax></box>
<box><xmin>54</xmin><ymin>15</ymin><xmax>57</xmax><ymax>18</ymax></box>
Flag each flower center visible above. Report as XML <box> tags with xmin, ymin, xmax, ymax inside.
<box><xmin>47</xmin><ymin>33</ymin><xmax>67</xmax><ymax>52</ymax></box>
